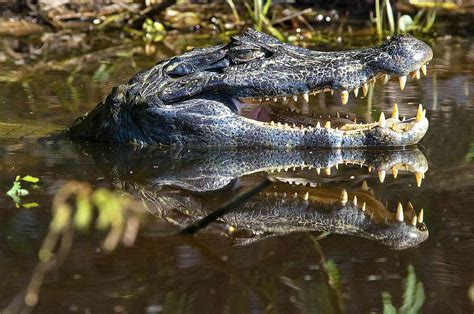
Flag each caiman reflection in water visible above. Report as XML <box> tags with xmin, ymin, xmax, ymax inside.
<box><xmin>83</xmin><ymin>145</ymin><xmax>429</xmax><ymax>250</ymax></box>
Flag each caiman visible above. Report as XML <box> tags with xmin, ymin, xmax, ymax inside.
<box><xmin>65</xmin><ymin>28</ymin><xmax>433</xmax><ymax>147</ymax></box>
<box><xmin>84</xmin><ymin>144</ymin><xmax>429</xmax><ymax>249</ymax></box>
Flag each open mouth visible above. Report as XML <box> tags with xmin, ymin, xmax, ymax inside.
<box><xmin>229</xmin><ymin>62</ymin><xmax>430</xmax><ymax>146</ymax></box>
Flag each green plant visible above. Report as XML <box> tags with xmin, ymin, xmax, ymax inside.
<box><xmin>382</xmin><ymin>265</ymin><xmax>425</xmax><ymax>314</ymax></box>
<box><xmin>142</xmin><ymin>18</ymin><xmax>166</xmax><ymax>42</ymax></box>
<box><xmin>244</xmin><ymin>0</ymin><xmax>285</xmax><ymax>41</ymax></box>
<box><xmin>6</xmin><ymin>175</ymin><xmax>40</xmax><ymax>208</ymax></box>
<box><xmin>374</xmin><ymin>0</ymin><xmax>437</xmax><ymax>37</ymax></box>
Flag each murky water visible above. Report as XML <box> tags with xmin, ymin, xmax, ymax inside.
<box><xmin>0</xmin><ymin>34</ymin><xmax>473</xmax><ymax>313</ymax></box>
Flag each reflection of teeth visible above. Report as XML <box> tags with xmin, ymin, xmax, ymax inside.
<box><xmin>324</xmin><ymin>121</ymin><xmax>331</xmax><ymax>129</ymax></box>
<box><xmin>416</xmin><ymin>104</ymin><xmax>424</xmax><ymax>122</ymax></box>
<box><xmin>411</xmin><ymin>215</ymin><xmax>417</xmax><ymax>226</ymax></box>
<box><xmin>418</xmin><ymin>208</ymin><xmax>424</xmax><ymax>223</ymax></box>
<box><xmin>399</xmin><ymin>76</ymin><xmax>407</xmax><ymax>90</ymax></box>
<box><xmin>396</xmin><ymin>203</ymin><xmax>404</xmax><ymax>222</ymax></box>
<box><xmin>383</xmin><ymin>74</ymin><xmax>390</xmax><ymax>84</ymax></box>
<box><xmin>379</xmin><ymin>112</ymin><xmax>386</xmax><ymax>128</ymax></box>
<box><xmin>340</xmin><ymin>189</ymin><xmax>348</xmax><ymax>204</ymax></box>
<box><xmin>303</xmin><ymin>192</ymin><xmax>309</xmax><ymax>201</ymax></box>
<box><xmin>391</xmin><ymin>103</ymin><xmax>399</xmax><ymax>120</ymax></box>
<box><xmin>361</xmin><ymin>180</ymin><xmax>369</xmax><ymax>191</ymax></box>
<box><xmin>340</xmin><ymin>90</ymin><xmax>349</xmax><ymax>105</ymax></box>
<box><xmin>353</xmin><ymin>87</ymin><xmax>359</xmax><ymax>97</ymax></box>
<box><xmin>362</xmin><ymin>202</ymin><xmax>366</xmax><ymax>211</ymax></box>
<box><xmin>353</xmin><ymin>195</ymin><xmax>358</xmax><ymax>206</ymax></box>
<box><xmin>292</xmin><ymin>95</ymin><xmax>298</xmax><ymax>102</ymax></box>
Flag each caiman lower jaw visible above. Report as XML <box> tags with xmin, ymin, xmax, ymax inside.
<box><xmin>237</xmin><ymin>62</ymin><xmax>430</xmax><ymax>105</ymax></box>
<box><xmin>233</xmin><ymin>103</ymin><xmax>428</xmax><ymax>147</ymax></box>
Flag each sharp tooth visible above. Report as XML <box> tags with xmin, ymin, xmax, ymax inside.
<box><xmin>283</xmin><ymin>96</ymin><xmax>287</xmax><ymax>101</ymax></box>
<box><xmin>292</xmin><ymin>123</ymin><xmax>296</xmax><ymax>128</ymax></box>
<box><xmin>340</xmin><ymin>189</ymin><xmax>348</xmax><ymax>204</ymax></box>
<box><xmin>353</xmin><ymin>195</ymin><xmax>358</xmax><ymax>206</ymax></box>
<box><xmin>273</xmin><ymin>98</ymin><xmax>278</xmax><ymax>102</ymax></box>
<box><xmin>265</xmin><ymin>97</ymin><xmax>270</xmax><ymax>101</ymax></box>
<box><xmin>331</xmin><ymin>89</ymin><xmax>334</xmax><ymax>95</ymax></box>
<box><xmin>362</xmin><ymin>83</ymin><xmax>369</xmax><ymax>96</ymax></box>
<box><xmin>421</xmin><ymin>64</ymin><xmax>427</xmax><ymax>76</ymax></box>
<box><xmin>362</xmin><ymin>202</ymin><xmax>366</xmax><ymax>211</ymax></box>
<box><xmin>415</xmin><ymin>172</ymin><xmax>423</xmax><ymax>187</ymax></box>
<box><xmin>270</xmin><ymin>121</ymin><xmax>275</xmax><ymax>126</ymax></box>
<box><xmin>379</xmin><ymin>112</ymin><xmax>386</xmax><ymax>128</ymax></box>
<box><xmin>284</xmin><ymin>123</ymin><xmax>289</xmax><ymax>127</ymax></box>
<box><xmin>304</xmin><ymin>192</ymin><xmax>309</xmax><ymax>201</ymax></box>
<box><xmin>336</xmin><ymin>112</ymin><xmax>340</xmax><ymax>118</ymax></box>
<box><xmin>396</xmin><ymin>203</ymin><xmax>404</xmax><ymax>222</ymax></box>
<box><xmin>316</xmin><ymin>122</ymin><xmax>321</xmax><ymax>128</ymax></box>
<box><xmin>353</xmin><ymin>88</ymin><xmax>359</xmax><ymax>97</ymax></box>
<box><xmin>303</xmin><ymin>93</ymin><xmax>309</xmax><ymax>102</ymax></box>
<box><xmin>324</xmin><ymin>121</ymin><xmax>331</xmax><ymax>129</ymax></box>
<box><xmin>273</xmin><ymin>192</ymin><xmax>278</xmax><ymax>197</ymax></box>
<box><xmin>277</xmin><ymin>122</ymin><xmax>282</xmax><ymax>126</ymax></box>
<box><xmin>411</xmin><ymin>215</ymin><xmax>417</xmax><ymax>226</ymax></box>
<box><xmin>418</xmin><ymin>208</ymin><xmax>424</xmax><ymax>223</ymax></box>
<box><xmin>416</xmin><ymin>104</ymin><xmax>424</xmax><ymax>122</ymax></box>
<box><xmin>292</xmin><ymin>95</ymin><xmax>298</xmax><ymax>102</ymax></box>
<box><xmin>361</xmin><ymin>180</ymin><xmax>369</xmax><ymax>191</ymax></box>
<box><xmin>259</xmin><ymin>98</ymin><xmax>263</xmax><ymax>102</ymax></box>
<box><xmin>415</xmin><ymin>70</ymin><xmax>420</xmax><ymax>80</ymax></box>
<box><xmin>316</xmin><ymin>168</ymin><xmax>321</xmax><ymax>175</ymax></box>
<box><xmin>293</xmin><ymin>192</ymin><xmax>298</xmax><ymax>198</ymax></box>
<box><xmin>391</xmin><ymin>103</ymin><xmax>399</xmax><ymax>120</ymax></box>
<box><xmin>324</xmin><ymin>167</ymin><xmax>331</xmax><ymax>176</ymax></box>
<box><xmin>283</xmin><ymin>192</ymin><xmax>287</xmax><ymax>197</ymax></box>
<box><xmin>340</xmin><ymin>90</ymin><xmax>349</xmax><ymax>105</ymax></box>
<box><xmin>378</xmin><ymin>170</ymin><xmax>386</xmax><ymax>183</ymax></box>
<box><xmin>407</xmin><ymin>201</ymin><xmax>414</xmax><ymax>212</ymax></box>
<box><xmin>402</xmin><ymin>116</ymin><xmax>406</xmax><ymax>122</ymax></box>
<box><xmin>368</xmin><ymin>166</ymin><xmax>372</xmax><ymax>173</ymax></box>
<box><xmin>383</xmin><ymin>74</ymin><xmax>390</xmax><ymax>84</ymax></box>
<box><xmin>392</xmin><ymin>167</ymin><xmax>398</xmax><ymax>178</ymax></box>
<box><xmin>399</xmin><ymin>76</ymin><xmax>407</xmax><ymax>90</ymax></box>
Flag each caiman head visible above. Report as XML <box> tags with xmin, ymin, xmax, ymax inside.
<box><xmin>66</xmin><ymin>28</ymin><xmax>433</xmax><ymax>148</ymax></box>
<box><xmin>82</xmin><ymin>144</ymin><xmax>429</xmax><ymax>250</ymax></box>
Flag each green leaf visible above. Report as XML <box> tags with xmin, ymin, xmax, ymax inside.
<box><xmin>382</xmin><ymin>291</ymin><xmax>397</xmax><ymax>314</ymax></box>
<box><xmin>23</xmin><ymin>202</ymin><xmax>39</xmax><ymax>209</ymax></box>
<box><xmin>21</xmin><ymin>175</ymin><xmax>39</xmax><ymax>183</ymax></box>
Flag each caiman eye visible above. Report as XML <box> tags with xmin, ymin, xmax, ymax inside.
<box><xmin>229</xmin><ymin>48</ymin><xmax>266</xmax><ymax>64</ymax></box>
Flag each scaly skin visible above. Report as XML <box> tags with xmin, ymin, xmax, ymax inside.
<box><xmin>82</xmin><ymin>144</ymin><xmax>429</xmax><ymax>249</ymax></box>
<box><xmin>65</xmin><ymin>29</ymin><xmax>433</xmax><ymax>147</ymax></box>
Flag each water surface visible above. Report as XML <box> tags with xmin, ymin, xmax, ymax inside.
<box><xmin>0</xmin><ymin>34</ymin><xmax>473</xmax><ymax>313</ymax></box>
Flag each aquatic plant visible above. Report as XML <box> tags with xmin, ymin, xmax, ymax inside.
<box><xmin>382</xmin><ymin>265</ymin><xmax>425</xmax><ymax>313</ymax></box>
<box><xmin>2</xmin><ymin>182</ymin><xmax>146</xmax><ymax>313</ymax></box>
<box><xmin>373</xmin><ymin>0</ymin><xmax>438</xmax><ymax>37</ymax></box>
<box><xmin>244</xmin><ymin>0</ymin><xmax>285</xmax><ymax>41</ymax></box>
<box><xmin>6</xmin><ymin>175</ymin><xmax>40</xmax><ymax>208</ymax></box>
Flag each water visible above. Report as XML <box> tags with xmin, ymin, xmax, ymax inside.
<box><xmin>0</xmin><ymin>34</ymin><xmax>473</xmax><ymax>313</ymax></box>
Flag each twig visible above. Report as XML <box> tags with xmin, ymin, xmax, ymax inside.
<box><xmin>180</xmin><ymin>176</ymin><xmax>275</xmax><ymax>235</ymax></box>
